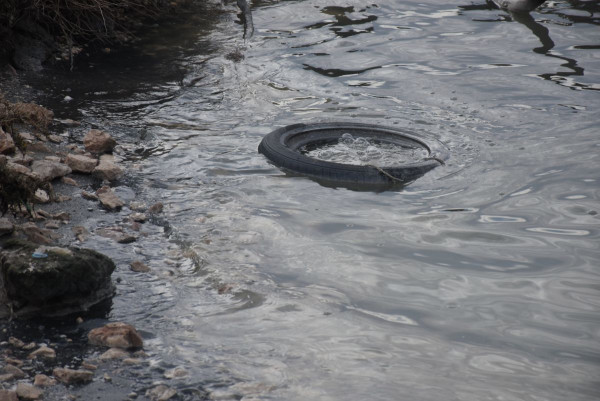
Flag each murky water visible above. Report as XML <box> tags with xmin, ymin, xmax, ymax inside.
<box><xmin>13</xmin><ymin>0</ymin><xmax>600</xmax><ymax>399</ymax></box>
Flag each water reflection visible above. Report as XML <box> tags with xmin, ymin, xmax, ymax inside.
<box><xmin>461</xmin><ymin>1</ymin><xmax>599</xmax><ymax>90</ymax></box>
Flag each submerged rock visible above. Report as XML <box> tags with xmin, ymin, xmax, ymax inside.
<box><xmin>0</xmin><ymin>129</ymin><xmax>16</xmax><ymax>155</ymax></box>
<box><xmin>88</xmin><ymin>322</ymin><xmax>143</xmax><ymax>350</ymax></box>
<box><xmin>0</xmin><ymin>239</ymin><xmax>116</xmax><ymax>318</ymax></box>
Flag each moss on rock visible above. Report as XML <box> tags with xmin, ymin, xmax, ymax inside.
<box><xmin>1</xmin><ymin>239</ymin><xmax>116</xmax><ymax>317</ymax></box>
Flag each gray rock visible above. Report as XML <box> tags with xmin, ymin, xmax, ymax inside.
<box><xmin>146</xmin><ymin>385</ymin><xmax>177</xmax><ymax>401</ymax></box>
<box><xmin>65</xmin><ymin>154</ymin><xmax>97</xmax><ymax>173</ymax></box>
<box><xmin>28</xmin><ymin>346</ymin><xmax>56</xmax><ymax>360</ymax></box>
<box><xmin>83</xmin><ymin>129</ymin><xmax>116</xmax><ymax>154</ymax></box>
<box><xmin>0</xmin><ymin>239</ymin><xmax>116</xmax><ymax>318</ymax></box>
<box><xmin>30</xmin><ymin>160</ymin><xmax>72</xmax><ymax>182</ymax></box>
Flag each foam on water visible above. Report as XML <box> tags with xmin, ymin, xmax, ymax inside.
<box><xmin>301</xmin><ymin>133</ymin><xmax>429</xmax><ymax>166</ymax></box>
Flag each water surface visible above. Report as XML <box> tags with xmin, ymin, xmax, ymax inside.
<box><xmin>16</xmin><ymin>0</ymin><xmax>600</xmax><ymax>400</ymax></box>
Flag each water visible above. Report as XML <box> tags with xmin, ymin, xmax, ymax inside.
<box><xmin>301</xmin><ymin>133</ymin><xmax>430</xmax><ymax>166</ymax></box>
<box><xmin>8</xmin><ymin>0</ymin><xmax>600</xmax><ymax>400</ymax></box>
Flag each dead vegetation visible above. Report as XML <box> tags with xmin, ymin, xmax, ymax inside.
<box><xmin>0</xmin><ymin>94</ymin><xmax>54</xmax><ymax>215</ymax></box>
<box><xmin>0</xmin><ymin>0</ymin><xmax>193</xmax><ymax>64</ymax></box>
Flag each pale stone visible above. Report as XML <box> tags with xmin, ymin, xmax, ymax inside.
<box><xmin>34</xmin><ymin>189</ymin><xmax>50</xmax><ymax>204</ymax></box>
<box><xmin>28</xmin><ymin>346</ymin><xmax>56</xmax><ymax>360</ymax></box>
<box><xmin>122</xmin><ymin>358</ymin><xmax>142</xmax><ymax>365</ymax></box>
<box><xmin>88</xmin><ymin>322</ymin><xmax>143</xmax><ymax>349</ymax></box>
<box><xmin>6</xmin><ymin>161</ymin><xmax>31</xmax><ymax>175</ymax></box>
<box><xmin>5</xmin><ymin>357</ymin><xmax>23</xmax><ymax>367</ymax></box>
<box><xmin>52</xmin><ymin>368</ymin><xmax>94</xmax><ymax>384</ymax></box>
<box><xmin>93</xmin><ymin>160</ymin><xmax>123</xmax><ymax>182</ymax></box>
<box><xmin>48</xmin><ymin>134</ymin><xmax>62</xmax><ymax>143</ymax></box>
<box><xmin>44</xmin><ymin>156</ymin><xmax>61</xmax><ymax>163</ymax></box>
<box><xmin>81</xmin><ymin>362</ymin><xmax>97</xmax><ymax>371</ymax></box>
<box><xmin>83</xmin><ymin>129</ymin><xmax>116</xmax><ymax>154</ymax></box>
<box><xmin>16</xmin><ymin>383</ymin><xmax>43</xmax><ymax>400</ymax></box>
<box><xmin>34</xmin><ymin>374</ymin><xmax>57</xmax><ymax>387</ymax></box>
<box><xmin>130</xmin><ymin>212</ymin><xmax>147</xmax><ymax>222</ymax></box>
<box><xmin>99</xmin><ymin>347</ymin><xmax>129</xmax><ymax>361</ymax></box>
<box><xmin>65</xmin><ymin>154</ymin><xmax>97</xmax><ymax>173</ymax></box>
<box><xmin>53</xmin><ymin>212</ymin><xmax>70</xmax><ymax>221</ymax></box>
<box><xmin>2</xmin><ymin>364</ymin><xmax>25</xmax><ymax>379</ymax></box>
<box><xmin>96</xmin><ymin>186</ymin><xmax>124</xmax><ymax>211</ymax></box>
<box><xmin>30</xmin><ymin>160</ymin><xmax>72</xmax><ymax>182</ymax></box>
<box><xmin>0</xmin><ymin>389</ymin><xmax>18</xmax><ymax>401</ymax></box>
<box><xmin>81</xmin><ymin>191</ymin><xmax>98</xmax><ymax>201</ymax></box>
<box><xmin>0</xmin><ymin>373</ymin><xmax>15</xmax><ymax>382</ymax></box>
<box><xmin>8</xmin><ymin>337</ymin><xmax>25</xmax><ymax>348</ymax></box>
<box><xmin>130</xmin><ymin>261</ymin><xmax>150</xmax><ymax>273</ymax></box>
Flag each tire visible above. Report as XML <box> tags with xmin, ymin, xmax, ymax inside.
<box><xmin>258</xmin><ymin>122</ymin><xmax>448</xmax><ymax>189</ymax></box>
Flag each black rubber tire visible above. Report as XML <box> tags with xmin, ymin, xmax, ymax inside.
<box><xmin>258</xmin><ymin>122</ymin><xmax>448</xmax><ymax>188</ymax></box>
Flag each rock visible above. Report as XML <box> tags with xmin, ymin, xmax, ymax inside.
<box><xmin>96</xmin><ymin>186</ymin><xmax>124</xmax><ymax>211</ymax></box>
<box><xmin>130</xmin><ymin>213</ymin><xmax>147</xmax><ymax>223</ymax></box>
<box><xmin>17</xmin><ymin>223</ymin><xmax>56</xmax><ymax>245</ymax></box>
<box><xmin>88</xmin><ymin>322</ymin><xmax>143</xmax><ymax>349</ymax></box>
<box><xmin>8</xmin><ymin>337</ymin><xmax>25</xmax><ymax>348</ymax></box>
<box><xmin>0</xmin><ymin>218</ymin><xmax>14</xmax><ymax>237</ymax></box>
<box><xmin>65</xmin><ymin>154</ymin><xmax>97</xmax><ymax>174</ymax></box>
<box><xmin>33</xmin><ymin>189</ymin><xmax>50</xmax><ymax>204</ymax></box>
<box><xmin>48</xmin><ymin>134</ymin><xmax>62</xmax><ymax>143</ymax></box>
<box><xmin>146</xmin><ymin>385</ymin><xmax>177</xmax><ymax>401</ymax></box>
<box><xmin>0</xmin><ymin>373</ymin><xmax>15</xmax><ymax>383</ymax></box>
<box><xmin>30</xmin><ymin>160</ymin><xmax>71</xmax><ymax>182</ymax></box>
<box><xmin>164</xmin><ymin>367</ymin><xmax>188</xmax><ymax>379</ymax></box>
<box><xmin>34</xmin><ymin>374</ymin><xmax>57</xmax><ymax>387</ymax></box>
<box><xmin>52</xmin><ymin>368</ymin><xmax>94</xmax><ymax>384</ymax></box>
<box><xmin>93</xmin><ymin>160</ymin><xmax>123</xmax><ymax>182</ymax></box>
<box><xmin>53</xmin><ymin>212</ymin><xmax>70</xmax><ymax>221</ymax></box>
<box><xmin>61</xmin><ymin>176</ymin><xmax>79</xmax><ymax>186</ymax></box>
<box><xmin>27</xmin><ymin>142</ymin><xmax>52</xmax><ymax>153</ymax></box>
<box><xmin>122</xmin><ymin>358</ymin><xmax>142</xmax><ymax>365</ymax></box>
<box><xmin>148</xmin><ymin>202</ymin><xmax>164</xmax><ymax>214</ymax></box>
<box><xmin>6</xmin><ymin>161</ymin><xmax>33</xmax><ymax>176</ymax></box>
<box><xmin>0</xmin><ymin>129</ymin><xmax>15</xmax><ymax>154</ymax></box>
<box><xmin>96</xmin><ymin>227</ymin><xmax>136</xmax><ymax>244</ymax></box>
<box><xmin>44</xmin><ymin>220</ymin><xmax>59</xmax><ymax>229</ymax></box>
<box><xmin>22</xmin><ymin>342</ymin><xmax>36</xmax><ymax>350</ymax></box>
<box><xmin>2</xmin><ymin>364</ymin><xmax>26</xmax><ymax>379</ymax></box>
<box><xmin>81</xmin><ymin>191</ymin><xmax>98</xmax><ymax>201</ymax></box>
<box><xmin>99</xmin><ymin>347</ymin><xmax>129</xmax><ymax>361</ymax></box>
<box><xmin>129</xmin><ymin>201</ymin><xmax>147</xmax><ymax>212</ymax></box>
<box><xmin>81</xmin><ymin>362</ymin><xmax>97</xmax><ymax>371</ymax></box>
<box><xmin>16</xmin><ymin>383</ymin><xmax>43</xmax><ymax>400</ymax></box>
<box><xmin>28</xmin><ymin>346</ymin><xmax>56</xmax><ymax>360</ymax></box>
<box><xmin>0</xmin><ymin>239</ymin><xmax>115</xmax><ymax>318</ymax></box>
<box><xmin>72</xmin><ymin>226</ymin><xmax>89</xmax><ymax>242</ymax></box>
<box><xmin>8</xmin><ymin>151</ymin><xmax>33</xmax><ymax>166</ymax></box>
<box><xmin>130</xmin><ymin>261</ymin><xmax>150</xmax><ymax>273</ymax></box>
<box><xmin>44</xmin><ymin>156</ymin><xmax>61</xmax><ymax>163</ymax></box>
<box><xmin>5</xmin><ymin>358</ymin><xmax>24</xmax><ymax>367</ymax></box>
<box><xmin>0</xmin><ymin>389</ymin><xmax>18</xmax><ymax>401</ymax></box>
<box><xmin>83</xmin><ymin>129</ymin><xmax>116</xmax><ymax>154</ymax></box>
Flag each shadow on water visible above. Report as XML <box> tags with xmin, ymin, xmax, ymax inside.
<box><xmin>460</xmin><ymin>0</ymin><xmax>599</xmax><ymax>91</ymax></box>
